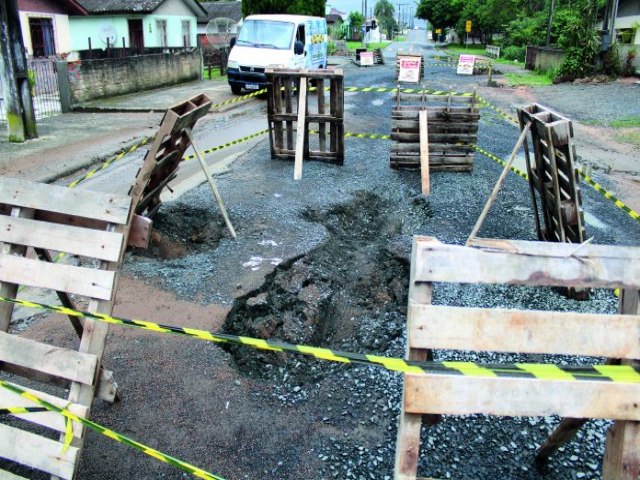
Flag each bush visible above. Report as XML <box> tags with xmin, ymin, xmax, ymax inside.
<box><xmin>502</xmin><ymin>45</ymin><xmax>525</xmax><ymax>62</ymax></box>
<box><xmin>604</xmin><ymin>43</ymin><xmax>621</xmax><ymax>76</ymax></box>
<box><xmin>622</xmin><ymin>48</ymin><xmax>637</xmax><ymax>77</ymax></box>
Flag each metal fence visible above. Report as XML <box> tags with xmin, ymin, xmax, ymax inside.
<box><xmin>0</xmin><ymin>58</ymin><xmax>62</xmax><ymax>123</ymax></box>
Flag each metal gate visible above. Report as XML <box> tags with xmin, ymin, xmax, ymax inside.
<box><xmin>0</xmin><ymin>58</ymin><xmax>61</xmax><ymax>123</ymax></box>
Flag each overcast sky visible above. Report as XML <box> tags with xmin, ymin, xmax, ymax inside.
<box><xmin>329</xmin><ymin>0</ymin><xmax>425</xmax><ymax>28</ymax></box>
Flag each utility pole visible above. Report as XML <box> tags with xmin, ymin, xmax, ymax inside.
<box><xmin>0</xmin><ymin>0</ymin><xmax>37</xmax><ymax>142</ymax></box>
<box><xmin>545</xmin><ymin>0</ymin><xmax>555</xmax><ymax>47</ymax></box>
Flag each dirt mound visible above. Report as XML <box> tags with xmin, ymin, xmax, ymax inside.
<box><xmin>136</xmin><ymin>204</ymin><xmax>225</xmax><ymax>259</ymax></box>
<box><xmin>223</xmin><ymin>191</ymin><xmax>409</xmax><ymax>381</ymax></box>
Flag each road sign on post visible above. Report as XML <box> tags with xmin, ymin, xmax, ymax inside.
<box><xmin>465</xmin><ymin>20</ymin><xmax>472</xmax><ymax>32</ymax></box>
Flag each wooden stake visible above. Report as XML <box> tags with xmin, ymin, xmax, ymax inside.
<box><xmin>466</xmin><ymin>123</ymin><xmax>531</xmax><ymax>245</ymax></box>
<box><xmin>185</xmin><ymin>129</ymin><xmax>237</xmax><ymax>239</ymax></box>
<box><xmin>419</xmin><ymin>109</ymin><xmax>430</xmax><ymax>195</ymax></box>
<box><xmin>294</xmin><ymin>77</ymin><xmax>308</xmax><ymax>180</ymax></box>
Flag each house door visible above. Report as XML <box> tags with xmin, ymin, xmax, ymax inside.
<box><xmin>29</xmin><ymin>17</ymin><xmax>55</xmax><ymax>57</ymax></box>
<box><xmin>128</xmin><ymin>19</ymin><xmax>144</xmax><ymax>52</ymax></box>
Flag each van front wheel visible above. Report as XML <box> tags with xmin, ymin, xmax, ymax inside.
<box><xmin>231</xmin><ymin>85</ymin><xmax>242</xmax><ymax>95</ymax></box>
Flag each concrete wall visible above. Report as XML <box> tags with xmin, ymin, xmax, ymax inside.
<box><xmin>65</xmin><ymin>50</ymin><xmax>201</xmax><ymax>105</ymax></box>
<box><xmin>525</xmin><ymin>46</ymin><xmax>565</xmax><ymax>71</ymax></box>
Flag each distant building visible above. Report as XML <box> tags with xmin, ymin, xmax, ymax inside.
<box><xmin>17</xmin><ymin>0</ymin><xmax>87</xmax><ymax>58</ymax></box>
<box><xmin>68</xmin><ymin>0</ymin><xmax>206</xmax><ymax>52</ymax></box>
<box><xmin>614</xmin><ymin>0</ymin><xmax>640</xmax><ymax>46</ymax></box>
<box><xmin>197</xmin><ymin>0</ymin><xmax>242</xmax><ymax>49</ymax></box>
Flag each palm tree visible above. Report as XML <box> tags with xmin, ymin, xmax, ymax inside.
<box><xmin>373</xmin><ymin>0</ymin><xmax>395</xmax><ymax>21</ymax></box>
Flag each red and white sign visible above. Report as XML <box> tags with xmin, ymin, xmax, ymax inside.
<box><xmin>398</xmin><ymin>56</ymin><xmax>422</xmax><ymax>83</ymax></box>
<box><xmin>360</xmin><ymin>51</ymin><xmax>374</xmax><ymax>66</ymax></box>
<box><xmin>457</xmin><ymin>54</ymin><xmax>476</xmax><ymax>75</ymax></box>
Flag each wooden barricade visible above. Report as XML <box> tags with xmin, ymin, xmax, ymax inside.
<box><xmin>390</xmin><ymin>90</ymin><xmax>479</xmax><ymax>172</ymax></box>
<box><xmin>518</xmin><ymin>104</ymin><xmax>586</xmax><ymax>245</ymax></box>
<box><xmin>0</xmin><ymin>177</ymin><xmax>134</xmax><ymax>479</ymax></box>
<box><xmin>394</xmin><ymin>236</ymin><xmax>640</xmax><ymax>480</ymax></box>
<box><xmin>133</xmin><ymin>93</ymin><xmax>212</xmax><ymax>217</ymax></box>
<box><xmin>265</xmin><ymin>68</ymin><xmax>345</xmax><ymax>172</ymax></box>
<box><xmin>396</xmin><ymin>52</ymin><xmax>425</xmax><ymax>82</ymax></box>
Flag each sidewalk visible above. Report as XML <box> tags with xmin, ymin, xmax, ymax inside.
<box><xmin>0</xmin><ymin>78</ymin><xmax>257</xmax><ymax>183</ymax></box>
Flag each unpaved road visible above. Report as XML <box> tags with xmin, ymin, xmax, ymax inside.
<box><xmin>3</xmin><ymin>35</ymin><xmax>640</xmax><ymax>480</ymax></box>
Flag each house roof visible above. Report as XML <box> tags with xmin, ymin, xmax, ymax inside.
<box><xmin>199</xmin><ymin>1</ymin><xmax>243</xmax><ymax>23</ymax></box>
<box><xmin>326</xmin><ymin>7</ymin><xmax>348</xmax><ymax>24</ymax></box>
<box><xmin>75</xmin><ymin>0</ymin><xmax>206</xmax><ymax>16</ymax></box>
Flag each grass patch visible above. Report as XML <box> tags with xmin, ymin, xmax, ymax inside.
<box><xmin>504</xmin><ymin>70</ymin><xmax>553</xmax><ymax>86</ymax></box>
<box><xmin>440</xmin><ymin>44</ymin><xmax>522</xmax><ymax>66</ymax></box>
<box><xmin>611</xmin><ymin>117</ymin><xmax>640</xmax><ymax>128</ymax></box>
<box><xmin>346</xmin><ymin>40</ymin><xmax>391</xmax><ymax>51</ymax></box>
<box><xmin>615</xmin><ymin>130</ymin><xmax>640</xmax><ymax>147</ymax></box>
<box><xmin>202</xmin><ymin>68</ymin><xmax>224</xmax><ymax>80</ymax></box>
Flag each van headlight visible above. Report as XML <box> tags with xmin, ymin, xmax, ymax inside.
<box><xmin>227</xmin><ymin>60</ymin><xmax>239</xmax><ymax>69</ymax></box>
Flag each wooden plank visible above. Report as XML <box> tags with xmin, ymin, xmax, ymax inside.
<box><xmin>408</xmin><ymin>304</ymin><xmax>640</xmax><ymax>358</ymax></box>
<box><xmin>419</xmin><ymin>109</ymin><xmax>430</xmax><ymax>196</ymax></box>
<box><xmin>294</xmin><ymin>77</ymin><xmax>308</xmax><ymax>180</ymax></box>
<box><xmin>0</xmin><ymin>423</ymin><xmax>79</xmax><ymax>479</ymax></box>
<box><xmin>0</xmin><ymin>331</ymin><xmax>98</xmax><ymax>385</ymax></box>
<box><xmin>0</xmin><ymin>178</ymin><xmax>131</xmax><ymax>225</ymax></box>
<box><xmin>0</xmin><ymin>386</ymin><xmax>87</xmax><ymax>435</ymax></box>
<box><xmin>128</xmin><ymin>214</ymin><xmax>152</xmax><ymax>249</ymax></box>
<box><xmin>404</xmin><ymin>374</ymin><xmax>640</xmax><ymax>420</ymax></box>
<box><xmin>0</xmin><ymin>215</ymin><xmax>124</xmax><ymax>262</ymax></box>
<box><xmin>0</xmin><ymin>254</ymin><xmax>116</xmax><ymax>300</ymax></box>
<box><xmin>0</xmin><ymin>207</ymin><xmax>32</xmax><ymax>332</ymax></box>
<box><xmin>602</xmin><ymin>421</ymin><xmax>640</xmax><ymax>479</ymax></box>
<box><xmin>413</xmin><ymin>237</ymin><xmax>640</xmax><ymax>289</ymax></box>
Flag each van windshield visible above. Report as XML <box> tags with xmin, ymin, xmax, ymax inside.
<box><xmin>236</xmin><ymin>20</ymin><xmax>295</xmax><ymax>50</ymax></box>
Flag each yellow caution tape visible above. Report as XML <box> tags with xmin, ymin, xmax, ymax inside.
<box><xmin>67</xmin><ymin>136</ymin><xmax>153</xmax><ymax>188</ymax></box>
<box><xmin>3</xmin><ymin>296</ymin><xmax>639</xmax><ymax>384</ymax></box>
<box><xmin>0</xmin><ymin>380</ymin><xmax>226</xmax><ymax>480</ymax></box>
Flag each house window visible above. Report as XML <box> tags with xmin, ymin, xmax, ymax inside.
<box><xmin>156</xmin><ymin>19</ymin><xmax>167</xmax><ymax>47</ymax></box>
<box><xmin>181</xmin><ymin>20</ymin><xmax>191</xmax><ymax>47</ymax></box>
<box><xmin>29</xmin><ymin>17</ymin><xmax>55</xmax><ymax>57</ymax></box>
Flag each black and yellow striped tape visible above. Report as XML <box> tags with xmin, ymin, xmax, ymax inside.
<box><xmin>476</xmin><ymin>96</ymin><xmax>519</xmax><ymax>125</ymax></box>
<box><xmin>0</xmin><ymin>380</ymin><xmax>225</xmax><ymax>480</ymax></box>
<box><xmin>474</xmin><ymin>145</ymin><xmax>529</xmax><ymax>180</ymax></box>
<box><xmin>182</xmin><ymin>129</ymin><xmax>269</xmax><ymax>161</ymax></box>
<box><xmin>210</xmin><ymin>89</ymin><xmax>267</xmax><ymax>109</ymax></box>
<box><xmin>67</xmin><ymin>136</ymin><xmax>153</xmax><ymax>188</ymax></box>
<box><xmin>0</xmin><ymin>406</ymin><xmax>47</xmax><ymax>415</ymax></box>
<box><xmin>581</xmin><ymin>171</ymin><xmax>640</xmax><ymax>222</ymax></box>
<box><xmin>3</xmin><ymin>297</ymin><xmax>639</xmax><ymax>384</ymax></box>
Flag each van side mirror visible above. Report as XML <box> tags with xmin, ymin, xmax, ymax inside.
<box><xmin>229</xmin><ymin>37</ymin><xmax>236</xmax><ymax>49</ymax></box>
<box><xmin>294</xmin><ymin>40</ymin><xmax>304</xmax><ymax>55</ymax></box>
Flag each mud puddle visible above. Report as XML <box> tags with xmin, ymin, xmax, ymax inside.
<box><xmin>222</xmin><ymin>191</ymin><xmax>410</xmax><ymax>382</ymax></box>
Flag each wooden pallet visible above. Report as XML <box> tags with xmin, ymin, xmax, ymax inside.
<box><xmin>390</xmin><ymin>91</ymin><xmax>479</xmax><ymax>172</ymax></box>
<box><xmin>518</xmin><ymin>104</ymin><xmax>586</xmax><ymax>245</ymax></box>
<box><xmin>0</xmin><ymin>177</ymin><xmax>134</xmax><ymax>479</ymax></box>
<box><xmin>394</xmin><ymin>236</ymin><xmax>640</xmax><ymax>480</ymax></box>
<box><xmin>265</xmin><ymin>68</ymin><xmax>345</xmax><ymax>171</ymax></box>
<box><xmin>132</xmin><ymin>93</ymin><xmax>212</xmax><ymax>217</ymax></box>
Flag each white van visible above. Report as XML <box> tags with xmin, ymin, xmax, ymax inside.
<box><xmin>227</xmin><ymin>14</ymin><xmax>328</xmax><ymax>94</ymax></box>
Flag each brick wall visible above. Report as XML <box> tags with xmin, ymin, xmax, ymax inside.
<box><xmin>66</xmin><ymin>50</ymin><xmax>201</xmax><ymax>105</ymax></box>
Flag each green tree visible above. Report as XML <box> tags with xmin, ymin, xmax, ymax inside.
<box><xmin>242</xmin><ymin>0</ymin><xmax>326</xmax><ymax>17</ymax></box>
<box><xmin>348</xmin><ymin>11</ymin><xmax>364</xmax><ymax>39</ymax></box>
<box><xmin>373</xmin><ymin>0</ymin><xmax>395</xmax><ymax>37</ymax></box>
<box><xmin>416</xmin><ymin>0</ymin><xmax>464</xmax><ymax>40</ymax></box>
